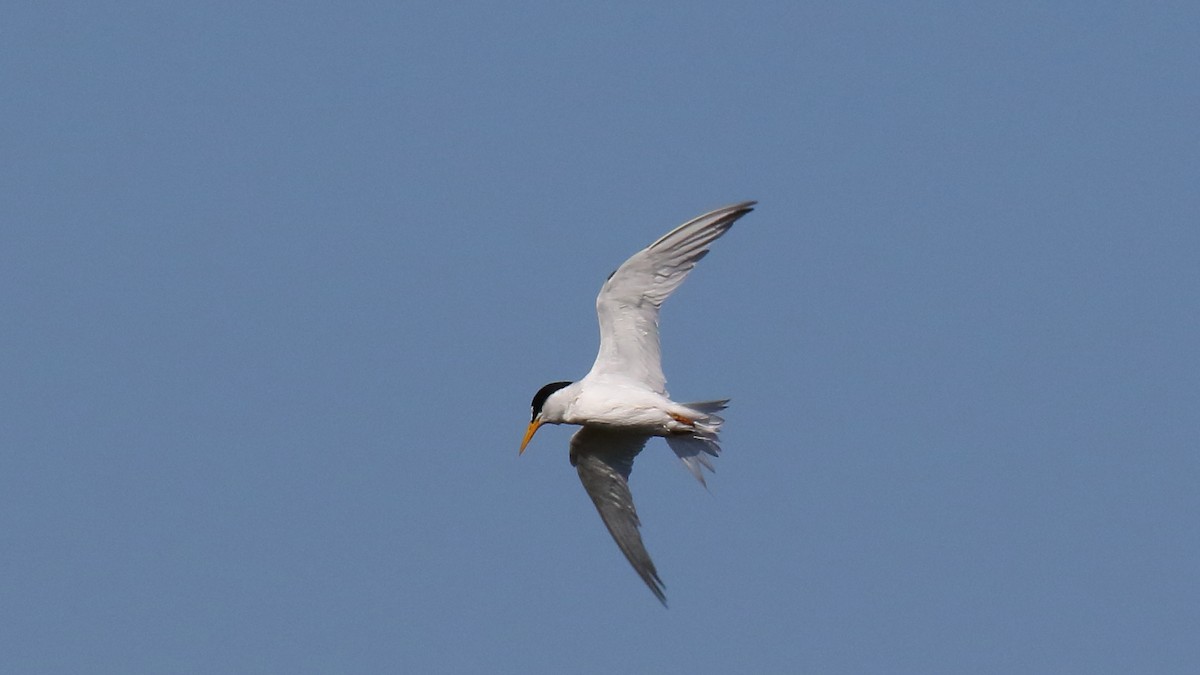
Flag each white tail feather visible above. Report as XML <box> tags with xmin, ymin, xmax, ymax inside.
<box><xmin>666</xmin><ymin>399</ymin><xmax>729</xmax><ymax>487</ymax></box>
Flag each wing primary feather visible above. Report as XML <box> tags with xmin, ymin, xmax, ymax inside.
<box><xmin>570</xmin><ymin>429</ymin><xmax>666</xmax><ymax>606</ymax></box>
<box><xmin>587</xmin><ymin>201</ymin><xmax>756</xmax><ymax>393</ymax></box>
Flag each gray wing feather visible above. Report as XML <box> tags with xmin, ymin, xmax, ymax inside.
<box><xmin>587</xmin><ymin>201</ymin><xmax>756</xmax><ymax>393</ymax></box>
<box><xmin>569</xmin><ymin>428</ymin><xmax>665</xmax><ymax>605</ymax></box>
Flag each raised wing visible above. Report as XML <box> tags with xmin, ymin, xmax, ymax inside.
<box><xmin>586</xmin><ymin>201</ymin><xmax>756</xmax><ymax>393</ymax></box>
<box><xmin>568</xmin><ymin>427</ymin><xmax>663</xmax><ymax>605</ymax></box>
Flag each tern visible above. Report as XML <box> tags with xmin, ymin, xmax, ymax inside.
<box><xmin>519</xmin><ymin>201</ymin><xmax>755</xmax><ymax>605</ymax></box>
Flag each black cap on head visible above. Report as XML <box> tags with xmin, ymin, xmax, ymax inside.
<box><xmin>531</xmin><ymin>381</ymin><xmax>572</xmax><ymax>421</ymax></box>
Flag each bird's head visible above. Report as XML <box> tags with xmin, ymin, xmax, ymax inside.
<box><xmin>519</xmin><ymin>381</ymin><xmax>573</xmax><ymax>454</ymax></box>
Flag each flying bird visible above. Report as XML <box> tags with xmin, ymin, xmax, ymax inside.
<box><xmin>519</xmin><ymin>201</ymin><xmax>755</xmax><ymax>605</ymax></box>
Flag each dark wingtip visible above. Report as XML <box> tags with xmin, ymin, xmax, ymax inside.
<box><xmin>716</xmin><ymin>200</ymin><xmax>756</xmax><ymax>230</ymax></box>
<box><xmin>642</xmin><ymin>568</ymin><xmax>668</xmax><ymax>606</ymax></box>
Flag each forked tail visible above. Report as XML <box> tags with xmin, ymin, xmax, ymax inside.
<box><xmin>665</xmin><ymin>399</ymin><xmax>729</xmax><ymax>487</ymax></box>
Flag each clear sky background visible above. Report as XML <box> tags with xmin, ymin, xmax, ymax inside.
<box><xmin>3</xmin><ymin>2</ymin><xmax>1197</xmax><ymax>673</ymax></box>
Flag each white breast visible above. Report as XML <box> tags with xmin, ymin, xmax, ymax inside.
<box><xmin>566</xmin><ymin>380</ymin><xmax>677</xmax><ymax>432</ymax></box>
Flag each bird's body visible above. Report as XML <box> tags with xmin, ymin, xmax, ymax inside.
<box><xmin>541</xmin><ymin>378</ymin><xmax>707</xmax><ymax>434</ymax></box>
<box><xmin>520</xmin><ymin>201</ymin><xmax>755</xmax><ymax>605</ymax></box>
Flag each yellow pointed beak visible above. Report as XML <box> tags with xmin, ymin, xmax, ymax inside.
<box><xmin>519</xmin><ymin>418</ymin><xmax>543</xmax><ymax>455</ymax></box>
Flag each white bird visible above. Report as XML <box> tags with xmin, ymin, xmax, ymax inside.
<box><xmin>519</xmin><ymin>201</ymin><xmax>755</xmax><ymax>605</ymax></box>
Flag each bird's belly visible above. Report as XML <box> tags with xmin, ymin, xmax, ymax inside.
<box><xmin>565</xmin><ymin>388</ymin><xmax>679</xmax><ymax>435</ymax></box>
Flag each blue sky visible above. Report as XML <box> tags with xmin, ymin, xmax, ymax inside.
<box><xmin>3</xmin><ymin>2</ymin><xmax>1197</xmax><ymax>673</ymax></box>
